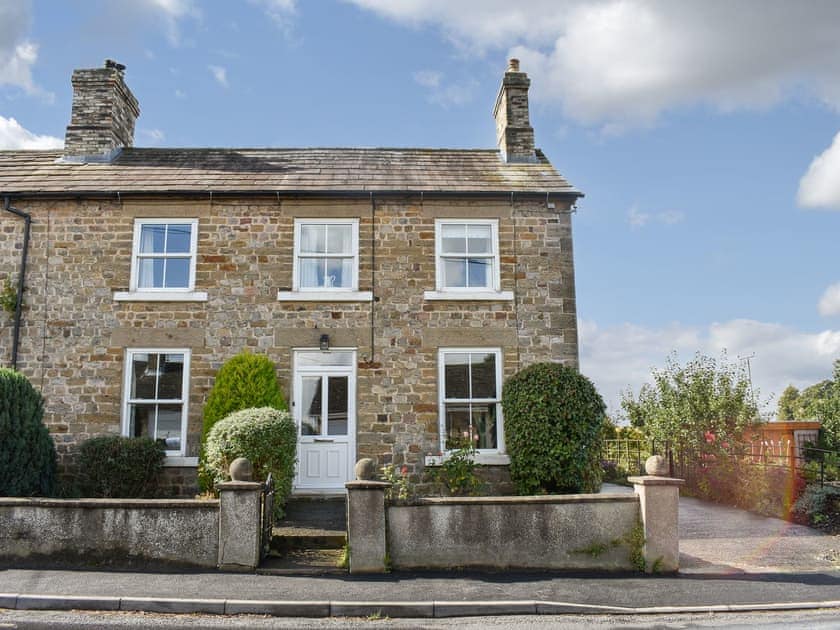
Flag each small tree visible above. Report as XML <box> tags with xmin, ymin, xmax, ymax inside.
<box><xmin>502</xmin><ymin>362</ymin><xmax>606</xmax><ymax>495</ymax></box>
<box><xmin>776</xmin><ymin>385</ymin><xmax>801</xmax><ymax>421</ymax></box>
<box><xmin>621</xmin><ymin>352</ymin><xmax>759</xmax><ymax>454</ymax></box>
<box><xmin>0</xmin><ymin>368</ymin><xmax>56</xmax><ymax>496</ymax></box>
<box><xmin>198</xmin><ymin>351</ymin><xmax>287</xmax><ymax>490</ymax></box>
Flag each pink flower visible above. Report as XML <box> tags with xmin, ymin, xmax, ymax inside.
<box><xmin>704</xmin><ymin>431</ymin><xmax>716</xmax><ymax>444</ymax></box>
<box><xmin>400</xmin><ymin>465</ymin><xmax>408</xmax><ymax>476</ymax></box>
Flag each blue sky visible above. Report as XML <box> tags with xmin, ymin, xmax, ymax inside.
<box><xmin>2</xmin><ymin>0</ymin><xmax>840</xmax><ymax>416</ymax></box>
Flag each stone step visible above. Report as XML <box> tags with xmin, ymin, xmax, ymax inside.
<box><xmin>281</xmin><ymin>496</ymin><xmax>347</xmax><ymax>532</ymax></box>
<box><xmin>270</xmin><ymin>526</ymin><xmax>346</xmax><ymax>552</ymax></box>
<box><xmin>257</xmin><ymin>549</ymin><xmax>347</xmax><ymax>576</ymax></box>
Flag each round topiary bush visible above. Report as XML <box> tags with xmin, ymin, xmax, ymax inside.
<box><xmin>0</xmin><ymin>368</ymin><xmax>56</xmax><ymax>496</ymax></box>
<box><xmin>204</xmin><ymin>407</ymin><xmax>297</xmax><ymax>517</ymax></box>
<box><xmin>502</xmin><ymin>362</ymin><xmax>606</xmax><ymax>495</ymax></box>
<box><xmin>198</xmin><ymin>351</ymin><xmax>287</xmax><ymax>490</ymax></box>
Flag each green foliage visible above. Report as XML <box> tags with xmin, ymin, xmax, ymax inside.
<box><xmin>792</xmin><ymin>484</ymin><xmax>840</xmax><ymax>533</ymax></box>
<box><xmin>204</xmin><ymin>406</ymin><xmax>296</xmax><ymax>518</ymax></box>
<box><xmin>0</xmin><ymin>368</ymin><xmax>56</xmax><ymax>496</ymax></box>
<box><xmin>76</xmin><ymin>436</ymin><xmax>165</xmax><ymax>498</ymax></box>
<box><xmin>625</xmin><ymin>520</ymin><xmax>646</xmax><ymax>572</ymax></box>
<box><xmin>776</xmin><ymin>385</ymin><xmax>800</xmax><ymax>421</ymax></box>
<box><xmin>784</xmin><ymin>359</ymin><xmax>840</xmax><ymax>449</ymax></box>
<box><xmin>502</xmin><ymin>362</ymin><xmax>606</xmax><ymax>495</ymax></box>
<box><xmin>0</xmin><ymin>276</ymin><xmax>17</xmax><ymax>315</ymax></box>
<box><xmin>434</xmin><ymin>442</ymin><xmax>484</xmax><ymax>496</ymax></box>
<box><xmin>198</xmin><ymin>351</ymin><xmax>287</xmax><ymax>490</ymax></box>
<box><xmin>381</xmin><ymin>463</ymin><xmax>415</xmax><ymax>502</ymax></box>
<box><xmin>621</xmin><ymin>352</ymin><xmax>759</xmax><ymax>453</ymax></box>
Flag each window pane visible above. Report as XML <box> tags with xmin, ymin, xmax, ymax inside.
<box><xmin>157</xmin><ymin>353</ymin><xmax>184</xmax><ymax>399</ymax></box>
<box><xmin>137</xmin><ymin>258</ymin><xmax>164</xmax><ymax>289</ymax></box>
<box><xmin>164</xmin><ymin>258</ymin><xmax>190</xmax><ymax>288</ymax></box>
<box><xmin>441</xmin><ymin>224</ymin><xmax>466</xmax><ymax>254</ymax></box>
<box><xmin>327</xmin><ymin>376</ymin><xmax>348</xmax><ymax>436</ymax></box>
<box><xmin>129</xmin><ymin>404</ymin><xmax>155</xmax><ymax>439</ymax></box>
<box><xmin>300</xmin><ymin>224</ymin><xmax>325</xmax><ymax>254</ymax></box>
<box><xmin>326</xmin><ymin>224</ymin><xmax>352</xmax><ymax>254</ymax></box>
<box><xmin>166</xmin><ymin>224</ymin><xmax>192</xmax><ymax>253</ymax></box>
<box><xmin>300</xmin><ymin>376</ymin><xmax>322</xmax><ymax>435</ymax></box>
<box><xmin>326</xmin><ymin>257</ymin><xmax>353</xmax><ymax>288</ymax></box>
<box><xmin>444</xmin><ymin>352</ymin><xmax>469</xmax><ymax>399</ymax></box>
<box><xmin>131</xmin><ymin>353</ymin><xmax>157</xmax><ymax>399</ymax></box>
<box><xmin>139</xmin><ymin>224</ymin><xmax>166</xmax><ymax>253</ymax></box>
<box><xmin>444</xmin><ymin>404</ymin><xmax>472</xmax><ymax>449</ymax></box>
<box><xmin>442</xmin><ymin>258</ymin><xmax>467</xmax><ymax>288</ymax></box>
<box><xmin>157</xmin><ymin>404</ymin><xmax>183</xmax><ymax>450</ymax></box>
<box><xmin>466</xmin><ymin>224</ymin><xmax>492</xmax><ymax>254</ymax></box>
<box><xmin>299</xmin><ymin>258</ymin><xmax>325</xmax><ymax>288</ymax></box>
<box><xmin>472</xmin><ymin>403</ymin><xmax>498</xmax><ymax>449</ymax></box>
<box><xmin>470</xmin><ymin>353</ymin><xmax>497</xmax><ymax>399</ymax></box>
<box><xmin>467</xmin><ymin>258</ymin><xmax>490</xmax><ymax>288</ymax></box>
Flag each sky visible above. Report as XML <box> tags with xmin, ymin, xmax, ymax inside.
<box><xmin>2</xmin><ymin>0</ymin><xmax>840</xmax><ymax>418</ymax></box>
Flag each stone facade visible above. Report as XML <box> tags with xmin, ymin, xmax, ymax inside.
<box><xmin>493</xmin><ymin>58</ymin><xmax>536</xmax><ymax>163</ymax></box>
<box><xmin>0</xmin><ymin>194</ymin><xmax>577</xmax><ymax>494</ymax></box>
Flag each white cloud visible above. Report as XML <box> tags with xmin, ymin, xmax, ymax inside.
<box><xmin>818</xmin><ymin>283</ymin><xmax>840</xmax><ymax>317</ymax></box>
<box><xmin>250</xmin><ymin>0</ymin><xmax>298</xmax><ymax>37</ymax></box>
<box><xmin>627</xmin><ymin>204</ymin><xmax>685</xmax><ymax>228</ymax></box>
<box><xmin>208</xmin><ymin>65</ymin><xmax>229</xmax><ymax>88</ymax></box>
<box><xmin>139</xmin><ymin>0</ymin><xmax>200</xmax><ymax>46</ymax></box>
<box><xmin>413</xmin><ymin>69</ymin><xmax>477</xmax><ymax>107</ymax></box>
<box><xmin>350</xmin><ymin>1</ymin><xmax>840</xmax><ymax>129</ymax></box>
<box><xmin>579</xmin><ymin>318</ymin><xmax>840</xmax><ymax>417</ymax></box>
<box><xmin>797</xmin><ymin>130</ymin><xmax>840</xmax><ymax>210</ymax></box>
<box><xmin>0</xmin><ymin>2</ymin><xmax>52</xmax><ymax>101</ymax></box>
<box><xmin>0</xmin><ymin>115</ymin><xmax>62</xmax><ymax>149</ymax></box>
<box><xmin>139</xmin><ymin>128</ymin><xmax>165</xmax><ymax>144</ymax></box>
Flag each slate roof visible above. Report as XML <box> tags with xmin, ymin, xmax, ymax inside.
<box><xmin>0</xmin><ymin>147</ymin><xmax>580</xmax><ymax>197</ymax></box>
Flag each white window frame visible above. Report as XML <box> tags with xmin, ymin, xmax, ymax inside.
<box><xmin>437</xmin><ymin>347</ymin><xmax>505</xmax><ymax>459</ymax></box>
<box><xmin>425</xmin><ymin>219</ymin><xmax>512</xmax><ymax>301</ymax></box>
<box><xmin>279</xmin><ymin>218</ymin><xmax>371</xmax><ymax>302</ymax></box>
<box><xmin>115</xmin><ymin>218</ymin><xmax>206</xmax><ymax>302</ymax></box>
<box><xmin>121</xmin><ymin>347</ymin><xmax>191</xmax><ymax>458</ymax></box>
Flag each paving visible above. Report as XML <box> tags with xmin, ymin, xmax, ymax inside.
<box><xmin>0</xmin><ymin>490</ymin><xmax>838</xmax><ymax>618</ymax></box>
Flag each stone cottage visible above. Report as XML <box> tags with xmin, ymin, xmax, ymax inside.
<box><xmin>0</xmin><ymin>59</ymin><xmax>582</xmax><ymax>495</ymax></box>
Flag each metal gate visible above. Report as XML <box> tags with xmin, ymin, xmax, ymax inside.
<box><xmin>260</xmin><ymin>473</ymin><xmax>275</xmax><ymax>561</ymax></box>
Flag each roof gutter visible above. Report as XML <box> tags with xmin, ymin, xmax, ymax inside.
<box><xmin>3</xmin><ymin>196</ymin><xmax>31</xmax><ymax>371</ymax></box>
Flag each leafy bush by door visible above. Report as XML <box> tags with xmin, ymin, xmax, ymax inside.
<box><xmin>199</xmin><ymin>352</ymin><xmax>287</xmax><ymax>490</ymax></box>
<box><xmin>204</xmin><ymin>406</ymin><xmax>297</xmax><ymax>518</ymax></box>
<box><xmin>0</xmin><ymin>368</ymin><xmax>56</xmax><ymax>496</ymax></box>
<box><xmin>502</xmin><ymin>362</ymin><xmax>606</xmax><ymax>495</ymax></box>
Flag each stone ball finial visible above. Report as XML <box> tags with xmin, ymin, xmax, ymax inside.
<box><xmin>355</xmin><ymin>458</ymin><xmax>377</xmax><ymax>481</ymax></box>
<box><xmin>645</xmin><ymin>455</ymin><xmax>669</xmax><ymax>476</ymax></box>
<box><xmin>229</xmin><ymin>457</ymin><xmax>253</xmax><ymax>481</ymax></box>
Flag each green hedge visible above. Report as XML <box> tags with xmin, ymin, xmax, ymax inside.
<box><xmin>199</xmin><ymin>352</ymin><xmax>287</xmax><ymax>491</ymax></box>
<box><xmin>77</xmin><ymin>436</ymin><xmax>165</xmax><ymax>498</ymax></box>
<box><xmin>502</xmin><ymin>362</ymin><xmax>606</xmax><ymax>495</ymax></box>
<box><xmin>0</xmin><ymin>368</ymin><xmax>56</xmax><ymax>496</ymax></box>
<box><xmin>204</xmin><ymin>407</ymin><xmax>297</xmax><ymax>518</ymax></box>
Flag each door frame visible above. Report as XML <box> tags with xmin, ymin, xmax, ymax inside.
<box><xmin>291</xmin><ymin>348</ymin><xmax>357</xmax><ymax>492</ymax></box>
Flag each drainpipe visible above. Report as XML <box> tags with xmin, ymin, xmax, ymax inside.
<box><xmin>3</xmin><ymin>196</ymin><xmax>31</xmax><ymax>370</ymax></box>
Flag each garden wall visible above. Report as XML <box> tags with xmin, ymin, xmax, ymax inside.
<box><xmin>0</xmin><ymin>497</ymin><xmax>219</xmax><ymax>569</ymax></box>
<box><xmin>388</xmin><ymin>494</ymin><xmax>640</xmax><ymax>570</ymax></box>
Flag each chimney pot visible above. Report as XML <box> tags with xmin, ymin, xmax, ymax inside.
<box><xmin>507</xmin><ymin>58</ymin><xmax>520</xmax><ymax>72</ymax></box>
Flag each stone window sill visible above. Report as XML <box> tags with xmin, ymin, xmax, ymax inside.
<box><xmin>425</xmin><ymin>453</ymin><xmax>510</xmax><ymax>466</ymax></box>
<box><xmin>423</xmin><ymin>290</ymin><xmax>514</xmax><ymax>301</ymax></box>
<box><xmin>163</xmin><ymin>456</ymin><xmax>198</xmax><ymax>467</ymax></box>
<box><xmin>277</xmin><ymin>290</ymin><xmax>373</xmax><ymax>302</ymax></box>
<box><xmin>113</xmin><ymin>291</ymin><xmax>208</xmax><ymax>302</ymax></box>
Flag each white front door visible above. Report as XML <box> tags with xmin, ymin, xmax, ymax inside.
<box><xmin>292</xmin><ymin>350</ymin><xmax>356</xmax><ymax>491</ymax></box>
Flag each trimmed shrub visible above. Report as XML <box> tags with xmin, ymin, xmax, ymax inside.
<box><xmin>0</xmin><ymin>368</ymin><xmax>56</xmax><ymax>496</ymax></box>
<box><xmin>793</xmin><ymin>484</ymin><xmax>840</xmax><ymax>533</ymax></box>
<box><xmin>204</xmin><ymin>407</ymin><xmax>297</xmax><ymax>518</ymax></box>
<box><xmin>502</xmin><ymin>363</ymin><xmax>606</xmax><ymax>495</ymax></box>
<box><xmin>77</xmin><ymin>436</ymin><xmax>165</xmax><ymax>498</ymax></box>
<box><xmin>199</xmin><ymin>352</ymin><xmax>287</xmax><ymax>490</ymax></box>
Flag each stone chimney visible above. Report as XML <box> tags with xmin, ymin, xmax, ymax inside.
<box><xmin>63</xmin><ymin>59</ymin><xmax>140</xmax><ymax>162</ymax></box>
<box><xmin>493</xmin><ymin>58</ymin><xmax>536</xmax><ymax>163</ymax></box>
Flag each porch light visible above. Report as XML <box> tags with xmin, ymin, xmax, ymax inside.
<box><xmin>319</xmin><ymin>334</ymin><xmax>330</xmax><ymax>352</ymax></box>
